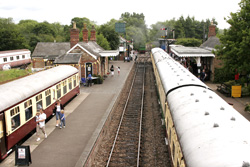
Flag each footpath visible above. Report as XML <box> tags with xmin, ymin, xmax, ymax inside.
<box><xmin>206</xmin><ymin>82</ymin><xmax>250</xmax><ymax>121</ymax></box>
<box><xmin>0</xmin><ymin>61</ymin><xmax>134</xmax><ymax>167</ymax></box>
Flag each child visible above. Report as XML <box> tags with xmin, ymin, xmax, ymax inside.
<box><xmin>118</xmin><ymin>67</ymin><xmax>120</xmax><ymax>75</ymax></box>
<box><xmin>60</xmin><ymin>110</ymin><xmax>66</xmax><ymax>129</ymax></box>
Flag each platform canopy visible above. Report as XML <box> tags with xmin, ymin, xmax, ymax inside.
<box><xmin>170</xmin><ymin>45</ymin><xmax>215</xmax><ymax>58</ymax></box>
<box><xmin>99</xmin><ymin>50</ymin><xmax>119</xmax><ymax>57</ymax></box>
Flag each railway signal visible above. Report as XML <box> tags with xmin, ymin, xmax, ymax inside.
<box><xmin>160</xmin><ymin>28</ymin><xmax>168</xmax><ymax>30</ymax></box>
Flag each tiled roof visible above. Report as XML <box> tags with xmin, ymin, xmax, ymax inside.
<box><xmin>32</xmin><ymin>41</ymin><xmax>104</xmax><ymax>58</ymax></box>
<box><xmin>200</xmin><ymin>36</ymin><xmax>221</xmax><ymax>51</ymax></box>
<box><xmin>54</xmin><ymin>53</ymin><xmax>82</xmax><ymax>64</ymax></box>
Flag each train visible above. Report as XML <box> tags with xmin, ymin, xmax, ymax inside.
<box><xmin>151</xmin><ymin>48</ymin><xmax>250</xmax><ymax>167</ymax></box>
<box><xmin>0</xmin><ymin>65</ymin><xmax>79</xmax><ymax>159</ymax></box>
<box><xmin>0</xmin><ymin>49</ymin><xmax>31</xmax><ymax>70</ymax></box>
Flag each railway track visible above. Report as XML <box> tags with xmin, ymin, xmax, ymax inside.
<box><xmin>106</xmin><ymin>62</ymin><xmax>145</xmax><ymax>167</ymax></box>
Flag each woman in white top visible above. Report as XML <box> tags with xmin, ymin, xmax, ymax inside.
<box><xmin>54</xmin><ymin>100</ymin><xmax>64</xmax><ymax>127</ymax></box>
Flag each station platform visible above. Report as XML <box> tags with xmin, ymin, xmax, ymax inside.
<box><xmin>0</xmin><ymin>61</ymin><xmax>134</xmax><ymax>167</ymax></box>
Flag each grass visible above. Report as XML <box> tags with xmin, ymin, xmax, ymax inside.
<box><xmin>0</xmin><ymin>69</ymin><xmax>31</xmax><ymax>84</ymax></box>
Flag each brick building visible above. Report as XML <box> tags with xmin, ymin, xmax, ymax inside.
<box><xmin>200</xmin><ymin>21</ymin><xmax>222</xmax><ymax>81</ymax></box>
<box><xmin>32</xmin><ymin>23</ymin><xmax>118</xmax><ymax>78</ymax></box>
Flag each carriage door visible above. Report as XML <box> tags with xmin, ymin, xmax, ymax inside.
<box><xmin>0</xmin><ymin>113</ymin><xmax>7</xmax><ymax>157</ymax></box>
<box><xmin>85</xmin><ymin>63</ymin><xmax>92</xmax><ymax>77</ymax></box>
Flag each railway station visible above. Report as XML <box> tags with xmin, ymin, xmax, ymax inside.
<box><xmin>1</xmin><ymin>52</ymin><xmax>250</xmax><ymax>167</ymax></box>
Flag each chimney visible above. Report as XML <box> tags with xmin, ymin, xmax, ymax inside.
<box><xmin>70</xmin><ymin>21</ymin><xmax>79</xmax><ymax>48</ymax></box>
<box><xmin>82</xmin><ymin>23</ymin><xmax>88</xmax><ymax>43</ymax></box>
<box><xmin>208</xmin><ymin>21</ymin><xmax>216</xmax><ymax>38</ymax></box>
<box><xmin>90</xmin><ymin>25</ymin><xmax>96</xmax><ymax>41</ymax></box>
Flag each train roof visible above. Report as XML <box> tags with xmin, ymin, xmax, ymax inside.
<box><xmin>0</xmin><ymin>65</ymin><xmax>78</xmax><ymax>112</ymax></box>
<box><xmin>151</xmin><ymin>48</ymin><xmax>208</xmax><ymax>94</ymax></box>
<box><xmin>0</xmin><ymin>49</ymin><xmax>31</xmax><ymax>57</ymax></box>
<box><xmin>167</xmin><ymin>86</ymin><xmax>250</xmax><ymax>167</ymax></box>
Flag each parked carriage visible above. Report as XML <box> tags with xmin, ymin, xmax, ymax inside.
<box><xmin>151</xmin><ymin>48</ymin><xmax>250</xmax><ymax>167</ymax></box>
<box><xmin>0</xmin><ymin>65</ymin><xmax>79</xmax><ymax>159</ymax></box>
<box><xmin>0</xmin><ymin>49</ymin><xmax>31</xmax><ymax>70</ymax></box>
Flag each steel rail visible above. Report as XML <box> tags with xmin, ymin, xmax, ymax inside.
<box><xmin>106</xmin><ymin>64</ymin><xmax>140</xmax><ymax>167</ymax></box>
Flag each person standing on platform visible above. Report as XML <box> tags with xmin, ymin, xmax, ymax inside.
<box><xmin>118</xmin><ymin>67</ymin><xmax>120</xmax><ymax>75</ymax></box>
<box><xmin>60</xmin><ymin>110</ymin><xmax>66</xmax><ymax>129</ymax></box>
<box><xmin>54</xmin><ymin>100</ymin><xmax>64</xmax><ymax>127</ymax></box>
<box><xmin>87</xmin><ymin>72</ymin><xmax>92</xmax><ymax>87</ymax></box>
<box><xmin>201</xmin><ymin>69</ymin><xmax>207</xmax><ymax>82</ymax></box>
<box><xmin>36</xmin><ymin>109</ymin><xmax>47</xmax><ymax>141</ymax></box>
<box><xmin>110</xmin><ymin>65</ymin><xmax>114</xmax><ymax>76</ymax></box>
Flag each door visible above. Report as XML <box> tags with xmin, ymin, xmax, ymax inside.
<box><xmin>0</xmin><ymin>113</ymin><xmax>7</xmax><ymax>158</ymax></box>
<box><xmin>85</xmin><ymin>63</ymin><xmax>92</xmax><ymax>77</ymax></box>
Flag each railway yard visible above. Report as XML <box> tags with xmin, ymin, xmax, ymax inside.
<box><xmin>1</xmin><ymin>53</ymin><xmax>250</xmax><ymax>167</ymax></box>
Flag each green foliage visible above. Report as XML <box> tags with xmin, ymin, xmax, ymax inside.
<box><xmin>97</xmin><ymin>24</ymin><xmax>119</xmax><ymax>50</ymax></box>
<box><xmin>96</xmin><ymin>34</ymin><xmax>111</xmax><ymax>50</ymax></box>
<box><xmin>118</xmin><ymin>12</ymin><xmax>148</xmax><ymax>50</ymax></box>
<box><xmin>215</xmin><ymin>0</ymin><xmax>250</xmax><ymax>75</ymax></box>
<box><xmin>0</xmin><ymin>69</ymin><xmax>30</xmax><ymax>83</ymax></box>
<box><xmin>175</xmin><ymin>38</ymin><xmax>202</xmax><ymax>47</ymax></box>
<box><xmin>213</xmin><ymin>68</ymin><xmax>234</xmax><ymax>83</ymax></box>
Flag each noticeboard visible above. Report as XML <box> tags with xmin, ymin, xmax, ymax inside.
<box><xmin>115</xmin><ymin>22</ymin><xmax>126</xmax><ymax>33</ymax></box>
<box><xmin>15</xmin><ymin>145</ymin><xmax>32</xmax><ymax>166</ymax></box>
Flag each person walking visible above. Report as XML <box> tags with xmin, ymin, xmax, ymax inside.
<box><xmin>54</xmin><ymin>100</ymin><xmax>64</xmax><ymax>127</ymax></box>
<box><xmin>87</xmin><ymin>72</ymin><xmax>92</xmax><ymax>87</ymax></box>
<box><xmin>60</xmin><ymin>110</ymin><xmax>66</xmax><ymax>129</ymax></box>
<box><xmin>201</xmin><ymin>69</ymin><xmax>207</xmax><ymax>82</ymax></box>
<box><xmin>110</xmin><ymin>65</ymin><xmax>114</xmax><ymax>76</ymax></box>
<box><xmin>36</xmin><ymin>109</ymin><xmax>47</xmax><ymax>141</ymax></box>
<box><xmin>117</xmin><ymin>67</ymin><xmax>120</xmax><ymax>75</ymax></box>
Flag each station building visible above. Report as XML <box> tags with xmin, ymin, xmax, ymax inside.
<box><xmin>169</xmin><ymin>22</ymin><xmax>221</xmax><ymax>81</ymax></box>
<box><xmin>32</xmin><ymin>23</ymin><xmax>118</xmax><ymax>78</ymax></box>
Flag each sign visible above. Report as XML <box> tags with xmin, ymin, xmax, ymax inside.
<box><xmin>115</xmin><ymin>22</ymin><xmax>126</xmax><ymax>33</ymax></box>
<box><xmin>15</xmin><ymin>146</ymin><xmax>32</xmax><ymax>166</ymax></box>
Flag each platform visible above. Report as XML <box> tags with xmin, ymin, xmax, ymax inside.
<box><xmin>0</xmin><ymin>61</ymin><xmax>134</xmax><ymax>167</ymax></box>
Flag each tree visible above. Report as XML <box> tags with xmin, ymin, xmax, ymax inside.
<box><xmin>175</xmin><ymin>38</ymin><xmax>202</xmax><ymax>47</ymax></box>
<box><xmin>98</xmin><ymin>24</ymin><xmax>120</xmax><ymax>50</ymax></box>
<box><xmin>215</xmin><ymin>0</ymin><xmax>250</xmax><ymax>75</ymax></box>
<box><xmin>96</xmin><ymin>34</ymin><xmax>111</xmax><ymax>50</ymax></box>
<box><xmin>0</xmin><ymin>18</ymin><xmax>27</xmax><ymax>51</ymax></box>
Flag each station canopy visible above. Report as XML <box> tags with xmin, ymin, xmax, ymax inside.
<box><xmin>170</xmin><ymin>45</ymin><xmax>215</xmax><ymax>58</ymax></box>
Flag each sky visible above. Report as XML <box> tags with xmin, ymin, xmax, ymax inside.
<box><xmin>0</xmin><ymin>0</ymin><xmax>241</xmax><ymax>29</ymax></box>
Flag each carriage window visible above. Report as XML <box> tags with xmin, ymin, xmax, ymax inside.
<box><xmin>56</xmin><ymin>84</ymin><xmax>61</xmax><ymax>98</ymax></box>
<box><xmin>172</xmin><ymin>143</ymin><xmax>175</xmax><ymax>159</ymax></box>
<box><xmin>0</xmin><ymin>120</ymin><xmax>3</xmax><ymax>138</ymax></box>
<box><xmin>63</xmin><ymin>80</ymin><xmax>67</xmax><ymax>94</ymax></box>
<box><xmin>10</xmin><ymin>106</ymin><xmax>20</xmax><ymax>131</ymax></box>
<box><xmin>24</xmin><ymin>99</ymin><xmax>33</xmax><ymax>121</ymax></box>
<box><xmin>36</xmin><ymin>94</ymin><xmax>43</xmax><ymax>111</ymax></box>
<box><xmin>73</xmin><ymin>75</ymin><xmax>76</xmax><ymax>87</ymax></box>
<box><xmin>68</xmin><ymin>78</ymin><xmax>72</xmax><ymax>90</ymax></box>
<box><xmin>16</xmin><ymin>56</ymin><xmax>20</xmax><ymax>60</ymax></box>
<box><xmin>10</xmin><ymin>57</ymin><xmax>13</xmax><ymax>61</ymax></box>
<box><xmin>45</xmin><ymin>89</ymin><xmax>51</xmax><ymax>107</ymax></box>
<box><xmin>3</xmin><ymin>58</ymin><xmax>7</xmax><ymax>62</ymax></box>
<box><xmin>22</xmin><ymin>55</ymin><xmax>25</xmax><ymax>59</ymax></box>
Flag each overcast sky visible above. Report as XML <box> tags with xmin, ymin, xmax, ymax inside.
<box><xmin>0</xmin><ymin>0</ymin><xmax>241</xmax><ymax>29</ymax></box>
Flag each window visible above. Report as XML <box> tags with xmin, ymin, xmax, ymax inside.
<box><xmin>16</xmin><ymin>56</ymin><xmax>20</xmax><ymax>60</ymax></box>
<box><xmin>56</xmin><ymin>84</ymin><xmax>61</xmax><ymax>98</ymax></box>
<box><xmin>62</xmin><ymin>80</ymin><xmax>67</xmax><ymax>94</ymax></box>
<box><xmin>45</xmin><ymin>89</ymin><xmax>51</xmax><ymax>107</ymax></box>
<box><xmin>36</xmin><ymin>94</ymin><xmax>43</xmax><ymax>112</ymax></box>
<box><xmin>10</xmin><ymin>106</ymin><xmax>20</xmax><ymax>131</ymax></box>
<box><xmin>172</xmin><ymin>143</ymin><xmax>175</xmax><ymax>159</ymax></box>
<box><xmin>24</xmin><ymin>99</ymin><xmax>33</xmax><ymax>121</ymax></box>
<box><xmin>10</xmin><ymin>57</ymin><xmax>13</xmax><ymax>61</ymax></box>
<box><xmin>73</xmin><ymin>75</ymin><xmax>76</xmax><ymax>87</ymax></box>
<box><xmin>22</xmin><ymin>55</ymin><xmax>25</xmax><ymax>59</ymax></box>
<box><xmin>68</xmin><ymin>78</ymin><xmax>72</xmax><ymax>90</ymax></box>
<box><xmin>3</xmin><ymin>58</ymin><xmax>7</xmax><ymax>62</ymax></box>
